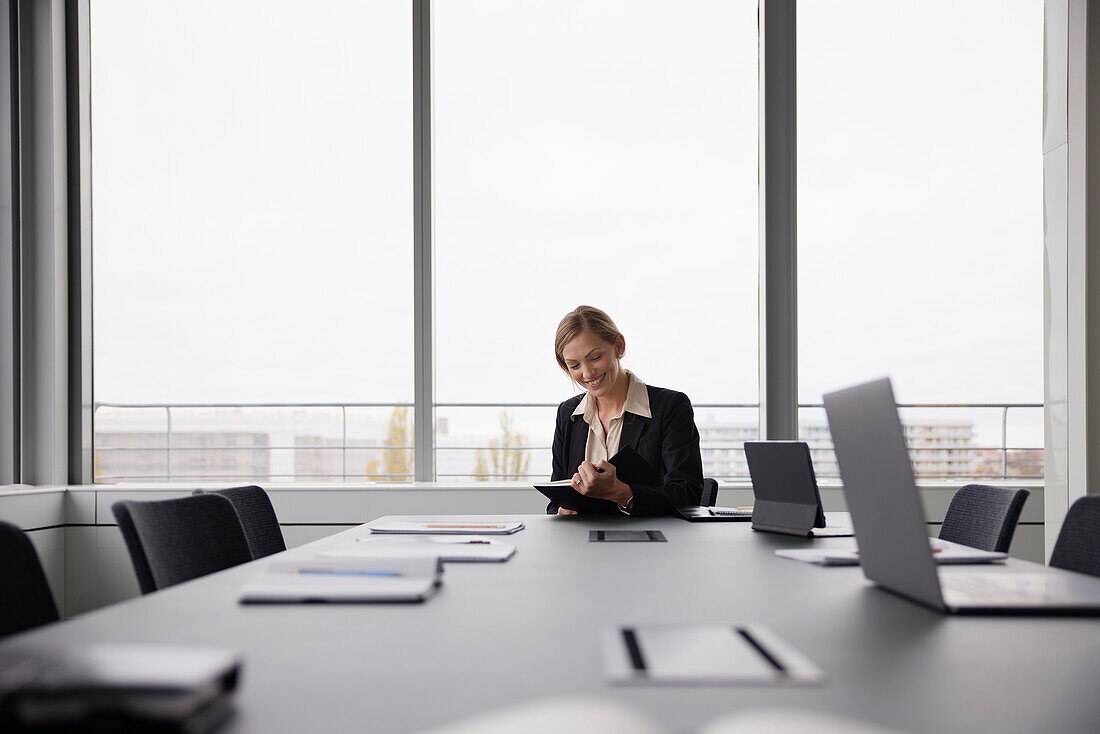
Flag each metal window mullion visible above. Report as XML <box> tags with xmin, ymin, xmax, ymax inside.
<box><xmin>19</xmin><ymin>0</ymin><xmax>70</xmax><ymax>485</ymax></box>
<box><xmin>165</xmin><ymin>406</ymin><xmax>171</xmax><ymax>481</ymax></box>
<box><xmin>0</xmin><ymin>0</ymin><xmax>20</xmax><ymax>484</ymax></box>
<box><xmin>758</xmin><ymin>0</ymin><xmax>798</xmax><ymax>441</ymax></box>
<box><xmin>412</xmin><ymin>0</ymin><xmax>433</xmax><ymax>482</ymax></box>
<box><xmin>66</xmin><ymin>0</ymin><xmax>91</xmax><ymax>485</ymax></box>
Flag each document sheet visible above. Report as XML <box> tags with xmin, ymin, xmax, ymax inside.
<box><xmin>318</xmin><ymin>535</ymin><xmax>516</xmax><ymax>562</ymax></box>
<box><xmin>238</xmin><ymin>556</ymin><xmax>442</xmax><ymax>603</ymax></box>
<box><xmin>369</xmin><ymin>519</ymin><xmax>525</xmax><ymax>535</ymax></box>
<box><xmin>775</xmin><ymin>538</ymin><xmax>1007</xmax><ymax>567</ymax></box>
<box><xmin>602</xmin><ymin>624</ymin><xmax>823</xmax><ymax>685</ymax></box>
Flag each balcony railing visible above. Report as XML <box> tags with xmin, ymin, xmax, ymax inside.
<box><xmin>92</xmin><ymin>401</ymin><xmax>1043</xmax><ymax>483</ymax></box>
<box><xmin>797</xmin><ymin>402</ymin><xmax>1043</xmax><ymax>481</ymax></box>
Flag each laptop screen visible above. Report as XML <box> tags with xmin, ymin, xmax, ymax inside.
<box><xmin>822</xmin><ymin>378</ymin><xmax>945</xmax><ymax>610</ymax></box>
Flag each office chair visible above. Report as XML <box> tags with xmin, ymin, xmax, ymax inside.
<box><xmin>938</xmin><ymin>484</ymin><xmax>1029</xmax><ymax>553</ymax></box>
<box><xmin>701</xmin><ymin>478</ymin><xmax>720</xmax><ymax>507</ymax></box>
<box><xmin>194</xmin><ymin>485</ymin><xmax>286</xmax><ymax>560</ymax></box>
<box><xmin>112</xmin><ymin>501</ymin><xmax>158</xmax><ymax>594</ymax></box>
<box><xmin>112</xmin><ymin>494</ymin><xmax>252</xmax><ymax>593</ymax></box>
<box><xmin>0</xmin><ymin>521</ymin><xmax>60</xmax><ymax>638</ymax></box>
<box><xmin>1050</xmin><ymin>496</ymin><xmax>1100</xmax><ymax>578</ymax></box>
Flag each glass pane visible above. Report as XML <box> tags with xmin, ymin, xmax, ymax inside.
<box><xmin>434</xmin><ymin>0</ymin><xmax>760</xmax><ymax>481</ymax></box>
<box><xmin>91</xmin><ymin>0</ymin><xmax>413</xmax><ymax>482</ymax></box>
<box><xmin>797</xmin><ymin>0</ymin><xmax>1043</xmax><ymax>481</ymax></box>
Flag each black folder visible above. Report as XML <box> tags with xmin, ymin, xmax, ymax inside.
<box><xmin>0</xmin><ymin>643</ymin><xmax>241</xmax><ymax>733</ymax></box>
<box><xmin>535</xmin><ymin>446</ymin><xmax>660</xmax><ymax>513</ymax></box>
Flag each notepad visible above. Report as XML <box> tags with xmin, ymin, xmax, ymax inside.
<box><xmin>534</xmin><ymin>446</ymin><xmax>661</xmax><ymax>513</ymax></box>
<box><xmin>602</xmin><ymin>624</ymin><xmax>823</xmax><ymax>685</ymax></box>
<box><xmin>318</xmin><ymin>536</ymin><xmax>516</xmax><ymax>562</ymax></box>
<box><xmin>369</xmin><ymin>519</ymin><xmax>526</xmax><ymax>535</ymax></box>
<box><xmin>239</xmin><ymin>556</ymin><xmax>442</xmax><ymax>603</ymax></box>
<box><xmin>775</xmin><ymin>538</ymin><xmax>1007</xmax><ymax>567</ymax></box>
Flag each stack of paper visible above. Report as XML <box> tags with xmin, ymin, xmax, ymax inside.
<box><xmin>318</xmin><ymin>535</ymin><xmax>516</xmax><ymax>563</ymax></box>
<box><xmin>369</xmin><ymin>519</ymin><xmax>525</xmax><ymax>535</ymax></box>
<box><xmin>773</xmin><ymin>547</ymin><xmax>861</xmax><ymax>566</ymax></box>
<box><xmin>239</xmin><ymin>556</ymin><xmax>442</xmax><ymax>603</ymax></box>
<box><xmin>775</xmin><ymin>538</ymin><xmax>1006</xmax><ymax>567</ymax></box>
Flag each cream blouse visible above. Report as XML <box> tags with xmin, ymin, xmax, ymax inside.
<box><xmin>570</xmin><ymin>370</ymin><xmax>652</xmax><ymax>464</ymax></box>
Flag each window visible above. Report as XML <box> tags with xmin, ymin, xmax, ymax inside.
<box><xmin>796</xmin><ymin>0</ymin><xmax>1043</xmax><ymax>480</ymax></box>
<box><xmin>91</xmin><ymin>0</ymin><xmax>760</xmax><ymax>483</ymax></box>
<box><xmin>89</xmin><ymin>1</ymin><xmax>1044</xmax><ymax>486</ymax></box>
<box><xmin>433</xmin><ymin>0</ymin><xmax>760</xmax><ymax>481</ymax></box>
<box><xmin>91</xmin><ymin>0</ymin><xmax>414</xmax><ymax>481</ymax></box>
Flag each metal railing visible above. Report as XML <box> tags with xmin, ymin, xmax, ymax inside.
<box><xmin>91</xmin><ymin>401</ymin><xmax>1043</xmax><ymax>483</ymax></box>
<box><xmin>797</xmin><ymin>401</ymin><xmax>1044</xmax><ymax>481</ymax></box>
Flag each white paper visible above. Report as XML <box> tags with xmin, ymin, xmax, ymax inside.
<box><xmin>239</xmin><ymin>556</ymin><xmax>442</xmax><ymax>603</ymax></box>
<box><xmin>774</xmin><ymin>547</ymin><xmax>860</xmax><ymax>566</ymax></box>
<box><xmin>775</xmin><ymin>538</ymin><xmax>1006</xmax><ymax>566</ymax></box>
<box><xmin>603</xmin><ymin>624</ymin><xmax>823</xmax><ymax>686</ymax></box>
<box><xmin>318</xmin><ymin>536</ymin><xmax>516</xmax><ymax>562</ymax></box>
<box><xmin>369</xmin><ymin>519</ymin><xmax>525</xmax><ymax>535</ymax></box>
<box><xmin>239</xmin><ymin>575</ymin><xmax>439</xmax><ymax>603</ymax></box>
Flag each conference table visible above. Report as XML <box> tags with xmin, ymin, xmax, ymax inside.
<box><xmin>4</xmin><ymin>513</ymin><xmax>1099</xmax><ymax>733</ymax></box>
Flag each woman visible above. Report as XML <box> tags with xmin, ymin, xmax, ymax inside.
<box><xmin>549</xmin><ymin>305</ymin><xmax>704</xmax><ymax>516</ymax></box>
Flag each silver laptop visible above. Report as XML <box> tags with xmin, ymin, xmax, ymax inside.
<box><xmin>823</xmin><ymin>377</ymin><xmax>1100</xmax><ymax>614</ymax></box>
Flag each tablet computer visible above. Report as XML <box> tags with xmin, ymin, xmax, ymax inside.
<box><xmin>745</xmin><ymin>441</ymin><xmax>853</xmax><ymax>537</ymax></box>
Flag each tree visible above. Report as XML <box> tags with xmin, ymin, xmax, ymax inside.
<box><xmin>474</xmin><ymin>410</ymin><xmax>530</xmax><ymax>481</ymax></box>
<box><xmin>380</xmin><ymin>405</ymin><xmax>412</xmax><ymax>482</ymax></box>
<box><xmin>363</xmin><ymin>457</ymin><xmax>380</xmax><ymax>479</ymax></box>
<box><xmin>472</xmin><ymin>448</ymin><xmax>488</xmax><ymax>479</ymax></box>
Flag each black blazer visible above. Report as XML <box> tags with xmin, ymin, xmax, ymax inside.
<box><xmin>549</xmin><ymin>384</ymin><xmax>704</xmax><ymax>516</ymax></box>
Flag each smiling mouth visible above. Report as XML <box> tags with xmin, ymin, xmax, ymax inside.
<box><xmin>586</xmin><ymin>374</ymin><xmax>606</xmax><ymax>390</ymax></box>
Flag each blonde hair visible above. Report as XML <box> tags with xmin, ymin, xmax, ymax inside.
<box><xmin>554</xmin><ymin>305</ymin><xmax>623</xmax><ymax>374</ymax></box>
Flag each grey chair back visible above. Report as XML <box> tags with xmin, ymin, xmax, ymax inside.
<box><xmin>1050</xmin><ymin>496</ymin><xmax>1100</xmax><ymax>578</ymax></box>
<box><xmin>113</xmin><ymin>501</ymin><xmax>157</xmax><ymax>594</ymax></box>
<box><xmin>938</xmin><ymin>484</ymin><xmax>1029</xmax><ymax>553</ymax></box>
<box><xmin>194</xmin><ymin>485</ymin><xmax>286</xmax><ymax>559</ymax></box>
<box><xmin>0</xmin><ymin>521</ymin><xmax>59</xmax><ymax>638</ymax></box>
<box><xmin>701</xmin><ymin>478</ymin><xmax>719</xmax><ymax>507</ymax></box>
<box><xmin>111</xmin><ymin>494</ymin><xmax>252</xmax><ymax>593</ymax></box>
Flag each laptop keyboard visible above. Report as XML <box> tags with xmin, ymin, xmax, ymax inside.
<box><xmin>710</xmin><ymin>507</ymin><xmax>753</xmax><ymax>517</ymax></box>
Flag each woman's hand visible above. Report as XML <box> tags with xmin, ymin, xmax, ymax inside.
<box><xmin>572</xmin><ymin>460</ymin><xmax>632</xmax><ymax>506</ymax></box>
<box><xmin>557</xmin><ymin>507</ymin><xmax>578</xmax><ymax>516</ymax></box>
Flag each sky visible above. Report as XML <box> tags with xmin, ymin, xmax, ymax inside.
<box><xmin>89</xmin><ymin>0</ymin><xmax>1044</xmax><ymax>449</ymax></box>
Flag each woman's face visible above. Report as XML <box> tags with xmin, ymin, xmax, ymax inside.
<box><xmin>561</xmin><ymin>330</ymin><xmax>625</xmax><ymax>398</ymax></box>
